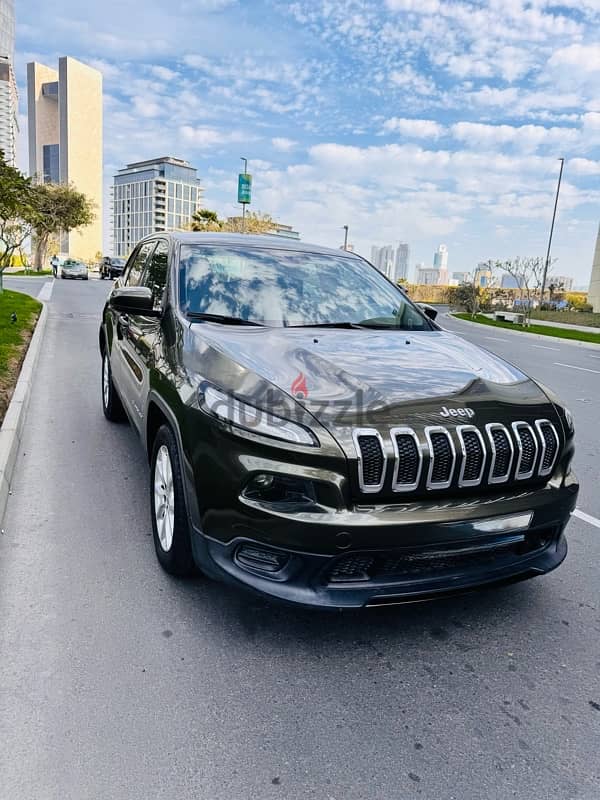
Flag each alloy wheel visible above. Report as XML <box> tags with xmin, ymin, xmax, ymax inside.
<box><xmin>154</xmin><ymin>445</ymin><xmax>175</xmax><ymax>552</ymax></box>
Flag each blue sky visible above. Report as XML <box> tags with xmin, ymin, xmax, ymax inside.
<box><xmin>14</xmin><ymin>0</ymin><xmax>600</xmax><ymax>284</ymax></box>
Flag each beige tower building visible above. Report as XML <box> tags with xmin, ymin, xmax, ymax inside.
<box><xmin>589</xmin><ymin>223</ymin><xmax>600</xmax><ymax>313</ymax></box>
<box><xmin>27</xmin><ymin>57</ymin><xmax>103</xmax><ymax>261</ymax></box>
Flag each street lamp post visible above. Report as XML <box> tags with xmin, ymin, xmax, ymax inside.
<box><xmin>540</xmin><ymin>157</ymin><xmax>564</xmax><ymax>305</ymax></box>
<box><xmin>342</xmin><ymin>225</ymin><xmax>349</xmax><ymax>251</ymax></box>
<box><xmin>240</xmin><ymin>157</ymin><xmax>248</xmax><ymax>234</ymax></box>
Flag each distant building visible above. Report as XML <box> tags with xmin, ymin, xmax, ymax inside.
<box><xmin>473</xmin><ymin>265</ymin><xmax>493</xmax><ymax>288</ymax></box>
<box><xmin>416</xmin><ymin>266</ymin><xmax>440</xmax><ymax>285</ymax></box>
<box><xmin>588</xmin><ymin>223</ymin><xmax>600</xmax><ymax>313</ymax></box>
<box><xmin>27</xmin><ymin>56</ymin><xmax>103</xmax><ymax>260</ymax></box>
<box><xmin>113</xmin><ymin>157</ymin><xmax>202</xmax><ymax>257</ymax></box>
<box><xmin>272</xmin><ymin>223</ymin><xmax>300</xmax><ymax>240</ymax></box>
<box><xmin>501</xmin><ymin>273</ymin><xmax>520</xmax><ymax>289</ymax></box>
<box><xmin>450</xmin><ymin>271</ymin><xmax>470</xmax><ymax>286</ymax></box>
<box><xmin>548</xmin><ymin>274</ymin><xmax>573</xmax><ymax>292</ymax></box>
<box><xmin>395</xmin><ymin>242</ymin><xmax>410</xmax><ymax>281</ymax></box>
<box><xmin>0</xmin><ymin>0</ymin><xmax>18</xmax><ymax>165</ymax></box>
<box><xmin>371</xmin><ymin>244</ymin><xmax>395</xmax><ymax>279</ymax></box>
<box><xmin>433</xmin><ymin>244</ymin><xmax>448</xmax><ymax>271</ymax></box>
<box><xmin>437</xmin><ymin>268</ymin><xmax>449</xmax><ymax>285</ymax></box>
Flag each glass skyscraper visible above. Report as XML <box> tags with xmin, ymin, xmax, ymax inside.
<box><xmin>0</xmin><ymin>0</ymin><xmax>18</xmax><ymax>165</ymax></box>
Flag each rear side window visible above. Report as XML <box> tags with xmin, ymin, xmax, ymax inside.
<box><xmin>124</xmin><ymin>241</ymin><xmax>156</xmax><ymax>286</ymax></box>
<box><xmin>141</xmin><ymin>240</ymin><xmax>169</xmax><ymax>311</ymax></box>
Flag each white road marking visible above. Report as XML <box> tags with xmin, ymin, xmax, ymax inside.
<box><xmin>38</xmin><ymin>281</ymin><xmax>54</xmax><ymax>302</ymax></box>
<box><xmin>485</xmin><ymin>336</ymin><xmax>509</xmax><ymax>342</ymax></box>
<box><xmin>589</xmin><ymin>355</ymin><xmax>600</xmax><ymax>360</ymax></box>
<box><xmin>532</xmin><ymin>344</ymin><xmax>560</xmax><ymax>351</ymax></box>
<box><xmin>554</xmin><ymin>361</ymin><xmax>600</xmax><ymax>374</ymax></box>
<box><xmin>572</xmin><ymin>509</ymin><xmax>600</xmax><ymax>530</ymax></box>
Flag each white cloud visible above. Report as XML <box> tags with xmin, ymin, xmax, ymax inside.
<box><xmin>271</xmin><ymin>137</ymin><xmax>298</xmax><ymax>152</ymax></box>
<box><xmin>548</xmin><ymin>43</ymin><xmax>600</xmax><ymax>73</ymax></box>
<box><xmin>149</xmin><ymin>65</ymin><xmax>178</xmax><ymax>81</ymax></box>
<box><xmin>382</xmin><ymin>118</ymin><xmax>444</xmax><ymax>138</ymax></box>
<box><xmin>451</xmin><ymin>121</ymin><xmax>580</xmax><ymax>152</ymax></box>
<box><xmin>179</xmin><ymin>124</ymin><xmax>250</xmax><ymax>148</ymax></box>
<box><xmin>389</xmin><ymin>66</ymin><xmax>436</xmax><ymax>96</ymax></box>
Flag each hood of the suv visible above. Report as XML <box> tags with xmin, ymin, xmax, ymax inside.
<box><xmin>188</xmin><ymin>325</ymin><xmax>529</xmax><ymax>410</ymax></box>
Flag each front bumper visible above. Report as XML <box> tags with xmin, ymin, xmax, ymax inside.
<box><xmin>190</xmin><ymin>473</ymin><xmax>578</xmax><ymax>609</ymax></box>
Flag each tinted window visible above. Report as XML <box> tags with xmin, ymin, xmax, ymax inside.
<box><xmin>125</xmin><ymin>241</ymin><xmax>155</xmax><ymax>286</ymax></box>
<box><xmin>141</xmin><ymin>240</ymin><xmax>169</xmax><ymax>311</ymax></box>
<box><xmin>179</xmin><ymin>246</ymin><xmax>432</xmax><ymax>330</ymax></box>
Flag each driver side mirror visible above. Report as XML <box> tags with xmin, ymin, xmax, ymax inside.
<box><xmin>419</xmin><ymin>304</ymin><xmax>438</xmax><ymax>321</ymax></box>
<box><xmin>110</xmin><ymin>286</ymin><xmax>160</xmax><ymax>316</ymax></box>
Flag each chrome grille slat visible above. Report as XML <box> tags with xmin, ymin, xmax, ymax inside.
<box><xmin>535</xmin><ymin>419</ymin><xmax>560</xmax><ymax>477</ymax></box>
<box><xmin>425</xmin><ymin>427</ymin><xmax>456</xmax><ymax>489</ymax></box>
<box><xmin>457</xmin><ymin>425</ymin><xmax>486</xmax><ymax>487</ymax></box>
<box><xmin>390</xmin><ymin>427</ymin><xmax>423</xmax><ymax>492</ymax></box>
<box><xmin>353</xmin><ymin>428</ymin><xmax>386</xmax><ymax>493</ymax></box>
<box><xmin>486</xmin><ymin>423</ymin><xmax>514</xmax><ymax>484</ymax></box>
<box><xmin>512</xmin><ymin>421</ymin><xmax>538</xmax><ymax>480</ymax></box>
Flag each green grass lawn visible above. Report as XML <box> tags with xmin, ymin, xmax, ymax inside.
<box><xmin>452</xmin><ymin>313</ymin><xmax>600</xmax><ymax>345</ymax></box>
<box><xmin>529</xmin><ymin>309</ymin><xmax>600</xmax><ymax>328</ymax></box>
<box><xmin>0</xmin><ymin>289</ymin><xmax>43</xmax><ymax>422</ymax></box>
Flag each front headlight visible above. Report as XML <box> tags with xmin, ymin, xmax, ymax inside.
<box><xmin>199</xmin><ymin>384</ymin><xmax>319</xmax><ymax>447</ymax></box>
<box><xmin>563</xmin><ymin>407</ymin><xmax>574</xmax><ymax>434</ymax></box>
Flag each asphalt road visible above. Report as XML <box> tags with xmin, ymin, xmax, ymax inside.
<box><xmin>1</xmin><ymin>281</ymin><xmax>599</xmax><ymax>800</ymax></box>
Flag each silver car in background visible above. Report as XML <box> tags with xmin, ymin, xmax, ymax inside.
<box><xmin>61</xmin><ymin>259</ymin><xmax>89</xmax><ymax>280</ymax></box>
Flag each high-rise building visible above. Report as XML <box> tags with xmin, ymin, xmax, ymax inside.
<box><xmin>433</xmin><ymin>244</ymin><xmax>448</xmax><ymax>271</ymax></box>
<box><xmin>0</xmin><ymin>0</ymin><xmax>18</xmax><ymax>165</ymax></box>
<box><xmin>588</xmin><ymin>223</ymin><xmax>600</xmax><ymax>313</ymax></box>
<box><xmin>370</xmin><ymin>244</ymin><xmax>395</xmax><ymax>279</ymax></box>
<box><xmin>27</xmin><ymin>57</ymin><xmax>103</xmax><ymax>260</ymax></box>
<box><xmin>395</xmin><ymin>242</ymin><xmax>409</xmax><ymax>281</ymax></box>
<box><xmin>416</xmin><ymin>266</ymin><xmax>440</xmax><ymax>285</ymax></box>
<box><xmin>113</xmin><ymin>157</ymin><xmax>203</xmax><ymax>257</ymax></box>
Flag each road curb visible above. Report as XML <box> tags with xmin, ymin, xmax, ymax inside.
<box><xmin>446</xmin><ymin>313</ymin><xmax>600</xmax><ymax>350</ymax></box>
<box><xmin>0</xmin><ymin>303</ymin><xmax>48</xmax><ymax>524</ymax></box>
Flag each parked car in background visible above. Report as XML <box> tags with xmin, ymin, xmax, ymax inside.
<box><xmin>61</xmin><ymin>259</ymin><xmax>88</xmax><ymax>280</ymax></box>
<box><xmin>99</xmin><ymin>232</ymin><xmax>578</xmax><ymax>608</ymax></box>
<box><xmin>100</xmin><ymin>256</ymin><xmax>126</xmax><ymax>280</ymax></box>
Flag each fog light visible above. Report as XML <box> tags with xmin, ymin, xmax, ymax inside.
<box><xmin>243</xmin><ymin>474</ymin><xmax>317</xmax><ymax>505</ymax></box>
<box><xmin>469</xmin><ymin>512</ymin><xmax>533</xmax><ymax>534</ymax></box>
<box><xmin>236</xmin><ymin>544</ymin><xmax>290</xmax><ymax>574</ymax></box>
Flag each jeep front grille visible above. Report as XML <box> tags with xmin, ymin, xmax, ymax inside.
<box><xmin>353</xmin><ymin>419</ymin><xmax>561</xmax><ymax>494</ymax></box>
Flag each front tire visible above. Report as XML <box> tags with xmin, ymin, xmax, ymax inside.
<box><xmin>101</xmin><ymin>349</ymin><xmax>126</xmax><ymax>422</ymax></box>
<box><xmin>150</xmin><ymin>425</ymin><xmax>196</xmax><ymax>576</ymax></box>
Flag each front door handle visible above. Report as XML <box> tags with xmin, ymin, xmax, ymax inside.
<box><xmin>117</xmin><ymin>314</ymin><xmax>130</xmax><ymax>339</ymax></box>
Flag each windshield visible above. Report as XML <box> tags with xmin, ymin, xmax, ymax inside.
<box><xmin>111</xmin><ymin>259</ymin><xmax>125</xmax><ymax>266</ymax></box>
<box><xmin>179</xmin><ymin>245</ymin><xmax>432</xmax><ymax>330</ymax></box>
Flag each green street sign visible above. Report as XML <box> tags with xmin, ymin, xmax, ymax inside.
<box><xmin>238</xmin><ymin>173</ymin><xmax>252</xmax><ymax>204</ymax></box>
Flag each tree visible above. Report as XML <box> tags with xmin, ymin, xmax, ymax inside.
<box><xmin>31</xmin><ymin>182</ymin><xmax>95</xmax><ymax>270</ymax></box>
<box><xmin>222</xmin><ymin>212</ymin><xmax>278</xmax><ymax>234</ymax></box>
<box><xmin>496</xmin><ymin>256</ymin><xmax>546</xmax><ymax>324</ymax></box>
<box><xmin>0</xmin><ymin>152</ymin><xmax>38</xmax><ymax>290</ymax></box>
<box><xmin>189</xmin><ymin>208</ymin><xmax>278</xmax><ymax>234</ymax></box>
<box><xmin>190</xmin><ymin>208</ymin><xmax>222</xmax><ymax>232</ymax></box>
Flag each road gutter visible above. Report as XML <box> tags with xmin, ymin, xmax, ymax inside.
<box><xmin>446</xmin><ymin>313</ymin><xmax>600</xmax><ymax>350</ymax></box>
<box><xmin>0</xmin><ymin>303</ymin><xmax>49</xmax><ymax>524</ymax></box>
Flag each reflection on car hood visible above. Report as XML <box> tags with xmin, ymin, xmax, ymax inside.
<box><xmin>188</xmin><ymin>325</ymin><xmax>528</xmax><ymax>407</ymax></box>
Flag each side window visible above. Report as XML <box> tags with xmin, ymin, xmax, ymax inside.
<box><xmin>124</xmin><ymin>241</ymin><xmax>156</xmax><ymax>286</ymax></box>
<box><xmin>141</xmin><ymin>240</ymin><xmax>169</xmax><ymax>311</ymax></box>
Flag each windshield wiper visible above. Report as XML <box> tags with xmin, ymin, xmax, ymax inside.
<box><xmin>288</xmin><ymin>321</ymin><xmax>365</xmax><ymax>329</ymax></box>
<box><xmin>186</xmin><ymin>312</ymin><xmax>262</xmax><ymax>326</ymax></box>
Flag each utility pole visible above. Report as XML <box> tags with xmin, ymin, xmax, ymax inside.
<box><xmin>540</xmin><ymin>157</ymin><xmax>564</xmax><ymax>304</ymax></box>
<box><xmin>342</xmin><ymin>225</ymin><xmax>349</xmax><ymax>251</ymax></box>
